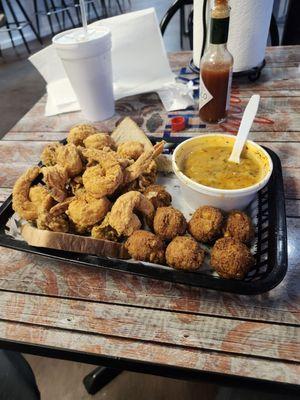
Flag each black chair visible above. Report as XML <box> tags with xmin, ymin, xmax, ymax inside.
<box><xmin>282</xmin><ymin>0</ymin><xmax>300</xmax><ymax>45</ymax></box>
<box><xmin>33</xmin><ymin>0</ymin><xmax>77</xmax><ymax>36</ymax></box>
<box><xmin>0</xmin><ymin>0</ymin><xmax>42</xmax><ymax>54</ymax></box>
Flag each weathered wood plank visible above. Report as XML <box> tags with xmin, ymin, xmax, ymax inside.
<box><xmin>286</xmin><ymin>200</ymin><xmax>300</xmax><ymax>218</ymax></box>
<box><xmin>1</xmin><ymin>321</ymin><xmax>299</xmax><ymax>385</ymax></box>
<box><xmin>8</xmin><ymin>96</ymin><xmax>300</xmax><ymax>135</ymax></box>
<box><xmin>0</xmin><ymin>291</ymin><xmax>298</xmax><ymax>362</ymax></box>
<box><xmin>3</xmin><ymin>130</ymin><xmax>300</xmax><ymax>143</ymax></box>
<box><xmin>0</xmin><ymin>164</ymin><xmax>32</xmax><ymax>187</ymax></box>
<box><xmin>0</xmin><ymin>218</ymin><xmax>298</xmax><ymax>326</ymax></box>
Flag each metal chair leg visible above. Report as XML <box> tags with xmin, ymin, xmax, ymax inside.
<box><xmin>15</xmin><ymin>0</ymin><xmax>43</xmax><ymax>44</ymax></box>
<box><xmin>33</xmin><ymin>0</ymin><xmax>40</xmax><ymax>36</ymax></box>
<box><xmin>49</xmin><ymin>0</ymin><xmax>63</xmax><ymax>31</ymax></box>
<box><xmin>91</xmin><ymin>1</ymin><xmax>100</xmax><ymax>19</ymax></box>
<box><xmin>83</xmin><ymin>366</ymin><xmax>122</xmax><ymax>395</ymax></box>
<box><xmin>43</xmin><ymin>0</ymin><xmax>55</xmax><ymax>35</ymax></box>
<box><xmin>115</xmin><ymin>0</ymin><xmax>123</xmax><ymax>14</ymax></box>
<box><xmin>4</xmin><ymin>0</ymin><xmax>30</xmax><ymax>53</ymax></box>
<box><xmin>100</xmin><ymin>0</ymin><xmax>108</xmax><ymax>18</ymax></box>
<box><xmin>61</xmin><ymin>0</ymin><xmax>76</xmax><ymax>28</ymax></box>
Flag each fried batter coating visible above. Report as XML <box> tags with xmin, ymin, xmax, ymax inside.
<box><xmin>67</xmin><ymin>124</ymin><xmax>98</xmax><ymax>146</ymax></box>
<box><xmin>69</xmin><ymin>175</ymin><xmax>84</xmax><ymax>196</ymax></box>
<box><xmin>56</xmin><ymin>143</ymin><xmax>83</xmax><ymax>178</ymax></box>
<box><xmin>125</xmin><ymin>230</ymin><xmax>165</xmax><ymax>264</ymax></box>
<box><xmin>188</xmin><ymin>206</ymin><xmax>223</xmax><ymax>243</ymax></box>
<box><xmin>41</xmin><ymin>165</ymin><xmax>68</xmax><ymax>202</ymax></box>
<box><xmin>67</xmin><ymin>193</ymin><xmax>111</xmax><ymax>232</ymax></box>
<box><xmin>12</xmin><ymin>166</ymin><xmax>41</xmax><ymax>221</ymax></box>
<box><xmin>143</xmin><ymin>185</ymin><xmax>172</xmax><ymax>209</ymax></box>
<box><xmin>83</xmin><ymin>133</ymin><xmax>116</xmax><ymax>151</ymax></box>
<box><xmin>123</xmin><ymin>142</ymin><xmax>164</xmax><ymax>185</ymax></box>
<box><xmin>153</xmin><ymin>206</ymin><xmax>187</xmax><ymax>240</ymax></box>
<box><xmin>40</xmin><ymin>142</ymin><xmax>62</xmax><ymax>166</ymax></box>
<box><xmin>91</xmin><ymin>222</ymin><xmax>119</xmax><ymax>242</ymax></box>
<box><xmin>37</xmin><ymin>212</ymin><xmax>69</xmax><ymax>233</ymax></box>
<box><xmin>223</xmin><ymin>210</ymin><xmax>254</xmax><ymax>244</ymax></box>
<box><xmin>117</xmin><ymin>141</ymin><xmax>144</xmax><ymax>161</ymax></box>
<box><xmin>29</xmin><ymin>185</ymin><xmax>54</xmax><ymax>213</ymax></box>
<box><xmin>166</xmin><ymin>236</ymin><xmax>205</xmax><ymax>271</ymax></box>
<box><xmin>210</xmin><ymin>237</ymin><xmax>254</xmax><ymax>279</ymax></box>
<box><xmin>139</xmin><ymin>159</ymin><xmax>157</xmax><ymax>189</ymax></box>
<box><xmin>96</xmin><ymin>191</ymin><xmax>155</xmax><ymax>238</ymax></box>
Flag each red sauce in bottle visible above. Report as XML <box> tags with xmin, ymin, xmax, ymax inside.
<box><xmin>198</xmin><ymin>0</ymin><xmax>233</xmax><ymax>123</ymax></box>
<box><xmin>199</xmin><ymin>65</ymin><xmax>231</xmax><ymax>123</ymax></box>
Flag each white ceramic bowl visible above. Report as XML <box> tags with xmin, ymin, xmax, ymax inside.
<box><xmin>172</xmin><ymin>134</ymin><xmax>273</xmax><ymax>211</ymax></box>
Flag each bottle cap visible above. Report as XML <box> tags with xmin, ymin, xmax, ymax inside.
<box><xmin>171</xmin><ymin>116</ymin><xmax>186</xmax><ymax>132</ymax></box>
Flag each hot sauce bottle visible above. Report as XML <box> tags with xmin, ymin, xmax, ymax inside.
<box><xmin>199</xmin><ymin>0</ymin><xmax>233</xmax><ymax>123</ymax></box>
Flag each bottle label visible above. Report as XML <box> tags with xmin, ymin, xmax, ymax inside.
<box><xmin>199</xmin><ymin>75</ymin><xmax>213</xmax><ymax>110</ymax></box>
<box><xmin>210</xmin><ymin>17</ymin><xmax>229</xmax><ymax>44</ymax></box>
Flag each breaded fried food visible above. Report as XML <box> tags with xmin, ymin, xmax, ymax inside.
<box><xmin>143</xmin><ymin>185</ymin><xmax>172</xmax><ymax>209</ymax></box>
<box><xmin>40</xmin><ymin>142</ymin><xmax>62</xmax><ymax>166</ymax></box>
<box><xmin>37</xmin><ymin>212</ymin><xmax>69</xmax><ymax>233</ymax></box>
<box><xmin>67</xmin><ymin>124</ymin><xmax>98</xmax><ymax>146</ymax></box>
<box><xmin>223</xmin><ymin>210</ymin><xmax>254</xmax><ymax>244</ymax></box>
<box><xmin>67</xmin><ymin>193</ymin><xmax>111</xmax><ymax>232</ymax></box>
<box><xmin>153</xmin><ymin>206</ymin><xmax>187</xmax><ymax>240</ymax></box>
<box><xmin>210</xmin><ymin>237</ymin><xmax>254</xmax><ymax>279</ymax></box>
<box><xmin>138</xmin><ymin>159</ymin><xmax>157</xmax><ymax>189</ymax></box>
<box><xmin>12</xmin><ymin>166</ymin><xmax>41</xmax><ymax>221</ymax></box>
<box><xmin>83</xmin><ymin>133</ymin><xmax>116</xmax><ymax>151</ymax></box>
<box><xmin>107</xmin><ymin>191</ymin><xmax>154</xmax><ymax>236</ymax></box>
<box><xmin>125</xmin><ymin>230</ymin><xmax>165</xmax><ymax>264</ymax></box>
<box><xmin>188</xmin><ymin>206</ymin><xmax>223</xmax><ymax>243</ymax></box>
<box><xmin>166</xmin><ymin>236</ymin><xmax>205</xmax><ymax>271</ymax></box>
<box><xmin>29</xmin><ymin>185</ymin><xmax>54</xmax><ymax>213</ymax></box>
<box><xmin>56</xmin><ymin>143</ymin><xmax>83</xmax><ymax>178</ymax></box>
<box><xmin>117</xmin><ymin>141</ymin><xmax>144</xmax><ymax>160</ymax></box>
<box><xmin>41</xmin><ymin>164</ymin><xmax>68</xmax><ymax>202</ymax></box>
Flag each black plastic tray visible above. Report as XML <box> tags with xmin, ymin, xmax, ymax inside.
<box><xmin>0</xmin><ymin>145</ymin><xmax>287</xmax><ymax>295</ymax></box>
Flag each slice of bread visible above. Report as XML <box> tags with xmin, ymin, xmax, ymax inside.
<box><xmin>21</xmin><ymin>224</ymin><xmax>129</xmax><ymax>259</ymax></box>
<box><xmin>111</xmin><ymin>117</ymin><xmax>153</xmax><ymax>150</ymax></box>
<box><xmin>111</xmin><ymin>117</ymin><xmax>172</xmax><ymax>173</ymax></box>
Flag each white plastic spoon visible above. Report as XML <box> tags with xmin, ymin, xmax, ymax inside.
<box><xmin>228</xmin><ymin>94</ymin><xmax>260</xmax><ymax>164</ymax></box>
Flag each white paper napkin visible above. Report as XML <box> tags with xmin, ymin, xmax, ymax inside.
<box><xmin>29</xmin><ymin>8</ymin><xmax>194</xmax><ymax>116</ymax></box>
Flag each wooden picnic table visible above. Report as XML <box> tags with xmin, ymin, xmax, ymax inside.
<box><xmin>0</xmin><ymin>46</ymin><xmax>299</xmax><ymax>392</ymax></box>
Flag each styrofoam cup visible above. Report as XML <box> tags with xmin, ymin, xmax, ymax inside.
<box><xmin>53</xmin><ymin>27</ymin><xmax>115</xmax><ymax>121</ymax></box>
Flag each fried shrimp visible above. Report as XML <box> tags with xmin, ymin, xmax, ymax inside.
<box><xmin>223</xmin><ymin>210</ymin><xmax>254</xmax><ymax>244</ymax></box>
<box><xmin>166</xmin><ymin>236</ymin><xmax>205</xmax><ymax>271</ymax></box>
<box><xmin>41</xmin><ymin>165</ymin><xmax>68</xmax><ymax>202</ymax></box>
<box><xmin>123</xmin><ymin>141</ymin><xmax>164</xmax><ymax>185</ymax></box>
<box><xmin>188</xmin><ymin>206</ymin><xmax>223</xmax><ymax>243</ymax></box>
<box><xmin>37</xmin><ymin>212</ymin><xmax>69</xmax><ymax>233</ymax></box>
<box><xmin>29</xmin><ymin>185</ymin><xmax>54</xmax><ymax>213</ymax></box>
<box><xmin>12</xmin><ymin>166</ymin><xmax>41</xmax><ymax>221</ymax></box>
<box><xmin>67</xmin><ymin>193</ymin><xmax>111</xmax><ymax>232</ymax></box>
<box><xmin>56</xmin><ymin>143</ymin><xmax>83</xmax><ymax>177</ymax></box>
<box><xmin>96</xmin><ymin>191</ymin><xmax>155</xmax><ymax>238</ymax></box>
<box><xmin>143</xmin><ymin>185</ymin><xmax>172</xmax><ymax>209</ymax></box>
<box><xmin>67</xmin><ymin>124</ymin><xmax>98</xmax><ymax>146</ymax></box>
<box><xmin>83</xmin><ymin>133</ymin><xmax>116</xmax><ymax>150</ymax></box>
<box><xmin>40</xmin><ymin>142</ymin><xmax>62</xmax><ymax>166</ymax></box>
<box><xmin>49</xmin><ymin>197</ymin><xmax>74</xmax><ymax>216</ymax></box>
<box><xmin>81</xmin><ymin>148</ymin><xmax>123</xmax><ymax>198</ymax></box>
<box><xmin>125</xmin><ymin>230</ymin><xmax>165</xmax><ymax>264</ymax></box>
<box><xmin>210</xmin><ymin>237</ymin><xmax>254</xmax><ymax>279</ymax></box>
<box><xmin>117</xmin><ymin>141</ymin><xmax>144</xmax><ymax>160</ymax></box>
